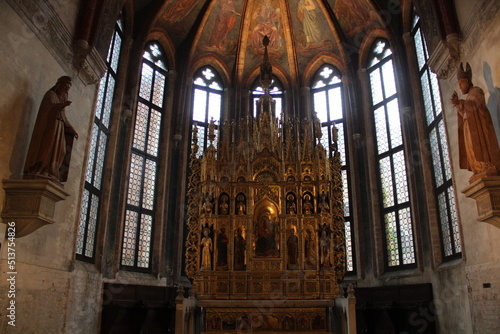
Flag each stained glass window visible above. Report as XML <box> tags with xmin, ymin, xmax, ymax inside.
<box><xmin>192</xmin><ymin>66</ymin><xmax>223</xmax><ymax>156</ymax></box>
<box><xmin>312</xmin><ymin>64</ymin><xmax>355</xmax><ymax>274</ymax></box>
<box><xmin>368</xmin><ymin>39</ymin><xmax>416</xmax><ymax>269</ymax></box>
<box><xmin>77</xmin><ymin>18</ymin><xmax>123</xmax><ymax>261</ymax></box>
<box><xmin>251</xmin><ymin>75</ymin><xmax>284</xmax><ymax>121</ymax></box>
<box><xmin>412</xmin><ymin>14</ymin><xmax>461</xmax><ymax>259</ymax></box>
<box><xmin>121</xmin><ymin>42</ymin><xmax>168</xmax><ymax>270</ymax></box>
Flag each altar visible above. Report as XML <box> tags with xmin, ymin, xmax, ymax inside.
<box><xmin>179</xmin><ymin>38</ymin><xmax>350</xmax><ymax>333</ymax></box>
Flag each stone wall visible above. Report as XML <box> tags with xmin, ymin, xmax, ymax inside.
<box><xmin>0</xmin><ymin>1</ymin><xmax>100</xmax><ymax>333</ymax></box>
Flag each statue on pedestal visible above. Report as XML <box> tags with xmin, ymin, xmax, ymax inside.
<box><xmin>452</xmin><ymin>63</ymin><xmax>500</xmax><ymax>182</ymax></box>
<box><xmin>24</xmin><ymin>76</ymin><xmax>78</xmax><ymax>182</ymax></box>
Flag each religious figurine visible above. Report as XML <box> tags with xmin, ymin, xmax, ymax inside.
<box><xmin>236</xmin><ymin>194</ymin><xmax>246</xmax><ymax>215</ymax></box>
<box><xmin>452</xmin><ymin>62</ymin><xmax>500</xmax><ymax>182</ymax></box>
<box><xmin>24</xmin><ymin>76</ymin><xmax>78</xmax><ymax>182</ymax></box>
<box><xmin>255</xmin><ymin>210</ymin><xmax>278</xmax><ymax>257</ymax></box>
<box><xmin>319</xmin><ymin>227</ymin><xmax>332</xmax><ymax>268</ymax></box>
<box><xmin>218</xmin><ymin>194</ymin><xmax>229</xmax><ymax>215</ymax></box>
<box><xmin>216</xmin><ymin>227</ymin><xmax>229</xmax><ymax>268</ymax></box>
<box><xmin>201</xmin><ymin>227</ymin><xmax>213</xmax><ymax>270</ymax></box>
<box><xmin>318</xmin><ymin>191</ymin><xmax>330</xmax><ymax>213</ymax></box>
<box><xmin>234</xmin><ymin>227</ymin><xmax>246</xmax><ymax>270</ymax></box>
<box><xmin>304</xmin><ymin>228</ymin><xmax>317</xmax><ymax>269</ymax></box>
<box><xmin>303</xmin><ymin>193</ymin><xmax>314</xmax><ymax>214</ymax></box>
<box><xmin>286</xmin><ymin>227</ymin><xmax>299</xmax><ymax>269</ymax></box>
<box><xmin>202</xmin><ymin>192</ymin><xmax>214</xmax><ymax>214</ymax></box>
<box><xmin>286</xmin><ymin>193</ymin><xmax>297</xmax><ymax>214</ymax></box>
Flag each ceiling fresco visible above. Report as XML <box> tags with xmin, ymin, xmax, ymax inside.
<box><xmin>146</xmin><ymin>0</ymin><xmax>387</xmax><ymax>82</ymax></box>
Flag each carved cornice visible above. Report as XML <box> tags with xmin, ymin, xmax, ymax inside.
<box><xmin>461</xmin><ymin>0</ymin><xmax>500</xmax><ymax>58</ymax></box>
<box><xmin>6</xmin><ymin>0</ymin><xmax>106</xmax><ymax>85</ymax></box>
<box><xmin>427</xmin><ymin>33</ymin><xmax>461</xmax><ymax>80</ymax></box>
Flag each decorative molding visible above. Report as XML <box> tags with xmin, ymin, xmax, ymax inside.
<box><xmin>427</xmin><ymin>33</ymin><xmax>461</xmax><ymax>80</ymax></box>
<box><xmin>6</xmin><ymin>0</ymin><xmax>106</xmax><ymax>85</ymax></box>
<box><xmin>73</xmin><ymin>39</ymin><xmax>107</xmax><ymax>85</ymax></box>
<box><xmin>460</xmin><ymin>0</ymin><xmax>500</xmax><ymax>58</ymax></box>
<box><xmin>1</xmin><ymin>179</ymin><xmax>69</xmax><ymax>237</ymax></box>
<box><xmin>462</xmin><ymin>176</ymin><xmax>500</xmax><ymax>229</ymax></box>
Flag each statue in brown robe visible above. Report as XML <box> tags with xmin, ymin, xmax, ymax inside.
<box><xmin>24</xmin><ymin>76</ymin><xmax>78</xmax><ymax>182</ymax></box>
<box><xmin>451</xmin><ymin>63</ymin><xmax>500</xmax><ymax>183</ymax></box>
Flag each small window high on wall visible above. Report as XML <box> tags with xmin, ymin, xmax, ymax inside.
<box><xmin>76</xmin><ymin>17</ymin><xmax>123</xmax><ymax>261</ymax></box>
<box><xmin>192</xmin><ymin>66</ymin><xmax>223</xmax><ymax>156</ymax></box>
<box><xmin>311</xmin><ymin>64</ymin><xmax>355</xmax><ymax>274</ymax></box>
<box><xmin>121</xmin><ymin>42</ymin><xmax>168</xmax><ymax>270</ymax></box>
<box><xmin>412</xmin><ymin>14</ymin><xmax>461</xmax><ymax>260</ymax></box>
<box><xmin>368</xmin><ymin>39</ymin><xmax>416</xmax><ymax>269</ymax></box>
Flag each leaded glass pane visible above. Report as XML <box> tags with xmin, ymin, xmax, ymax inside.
<box><xmin>399</xmin><ymin>207</ymin><xmax>415</xmax><ymax>264</ymax></box>
<box><xmin>274</xmin><ymin>97</ymin><xmax>282</xmax><ymax>120</ymax></box>
<box><xmin>320</xmin><ymin>126</ymin><xmax>329</xmax><ymax>149</ymax></box>
<box><xmin>85</xmin><ymin>194</ymin><xmax>99</xmax><ymax>257</ymax></box>
<box><xmin>394</xmin><ymin>151</ymin><xmax>409</xmax><ymax>203</ymax></box>
<box><xmin>314</xmin><ymin>91</ymin><xmax>328</xmax><ymax>122</ymax></box>
<box><xmin>95</xmin><ymin>77</ymin><xmax>106</xmax><ymax>120</ymax></box>
<box><xmin>196</xmin><ymin>125</ymin><xmax>206</xmax><ymax>158</ymax></box>
<box><xmin>137</xmin><ymin>214</ymin><xmax>153</xmax><ymax>268</ymax></box>
<box><xmin>387</xmin><ymin>99</ymin><xmax>402</xmax><ymax>148</ymax></box>
<box><xmin>374</xmin><ymin>106</ymin><xmax>389</xmax><ymax>154</ymax></box>
<box><xmin>382</xmin><ymin>60</ymin><xmax>397</xmax><ymax>98</ymax></box>
<box><xmin>429</xmin><ymin>127</ymin><xmax>444</xmax><ymax>187</ymax></box>
<box><xmin>152</xmin><ymin>71</ymin><xmax>165</xmax><ymax>107</ymax></box>
<box><xmin>76</xmin><ymin>189</ymin><xmax>90</xmax><ymax>255</ymax></box>
<box><xmin>139</xmin><ymin>63</ymin><xmax>153</xmax><ymax>100</ymax></box>
<box><xmin>147</xmin><ymin>109</ymin><xmax>162</xmax><ymax>157</ymax></box>
<box><xmin>328</xmin><ymin>87</ymin><xmax>343</xmax><ymax>121</ymax></box>
<box><xmin>337</xmin><ymin>124</ymin><xmax>346</xmax><ymax>165</ymax></box>
<box><xmin>193</xmin><ymin>89</ymin><xmax>207</xmax><ymax>122</ymax></box>
<box><xmin>133</xmin><ymin>103</ymin><xmax>149</xmax><ymax>151</ymax></box>
<box><xmin>86</xmin><ymin>124</ymin><xmax>99</xmax><ymax>184</ymax></box>
<box><xmin>342</xmin><ymin>170</ymin><xmax>350</xmax><ymax>216</ymax></box>
<box><xmin>370</xmin><ymin>69</ymin><xmax>383</xmax><ymax>105</ymax></box>
<box><xmin>127</xmin><ymin>153</ymin><xmax>144</xmax><ymax>206</ymax></box>
<box><xmin>94</xmin><ymin>130</ymin><xmax>107</xmax><ymax>190</ymax></box>
<box><xmin>414</xmin><ymin>29</ymin><xmax>426</xmax><ymax>71</ymax></box>
<box><xmin>420</xmin><ymin>72</ymin><xmax>434</xmax><ymax>125</ymax></box>
<box><xmin>110</xmin><ymin>33</ymin><xmax>122</xmax><ymax>73</ymax></box>
<box><xmin>385</xmin><ymin>212</ymin><xmax>399</xmax><ymax>266</ymax></box>
<box><xmin>449</xmin><ymin>187</ymin><xmax>461</xmax><ymax>253</ymax></box>
<box><xmin>122</xmin><ymin>210</ymin><xmax>139</xmax><ymax>266</ymax></box>
<box><xmin>430</xmin><ymin>73</ymin><xmax>442</xmax><ymax>116</ymax></box>
<box><xmin>142</xmin><ymin>159</ymin><xmax>157</xmax><ymax>210</ymax></box>
<box><xmin>102</xmin><ymin>76</ymin><xmax>115</xmax><ymax>128</ymax></box>
<box><xmin>438</xmin><ymin>192</ymin><xmax>453</xmax><ymax>256</ymax></box>
<box><xmin>379</xmin><ymin>157</ymin><xmax>394</xmax><ymax>207</ymax></box>
<box><xmin>345</xmin><ymin>220</ymin><xmax>353</xmax><ymax>272</ymax></box>
<box><xmin>208</xmin><ymin>92</ymin><xmax>221</xmax><ymax>121</ymax></box>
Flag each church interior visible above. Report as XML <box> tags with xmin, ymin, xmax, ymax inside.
<box><xmin>0</xmin><ymin>0</ymin><xmax>499</xmax><ymax>333</ymax></box>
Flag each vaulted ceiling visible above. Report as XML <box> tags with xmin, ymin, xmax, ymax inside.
<box><xmin>130</xmin><ymin>0</ymin><xmax>399</xmax><ymax>84</ymax></box>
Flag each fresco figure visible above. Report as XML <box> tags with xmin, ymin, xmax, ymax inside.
<box><xmin>250</xmin><ymin>0</ymin><xmax>281</xmax><ymax>49</ymax></box>
<box><xmin>24</xmin><ymin>76</ymin><xmax>78</xmax><ymax>182</ymax></box>
<box><xmin>297</xmin><ymin>0</ymin><xmax>321</xmax><ymax>44</ymax></box>
<box><xmin>451</xmin><ymin>62</ymin><xmax>500</xmax><ymax>182</ymax></box>
<box><xmin>208</xmin><ymin>0</ymin><xmax>239</xmax><ymax>50</ymax></box>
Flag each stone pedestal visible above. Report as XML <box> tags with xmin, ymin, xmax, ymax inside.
<box><xmin>462</xmin><ymin>176</ymin><xmax>500</xmax><ymax>228</ymax></box>
<box><xmin>1</xmin><ymin>178</ymin><xmax>69</xmax><ymax>237</ymax></box>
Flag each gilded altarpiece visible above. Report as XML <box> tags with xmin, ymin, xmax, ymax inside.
<box><xmin>185</xmin><ymin>41</ymin><xmax>345</xmax><ymax>333</ymax></box>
